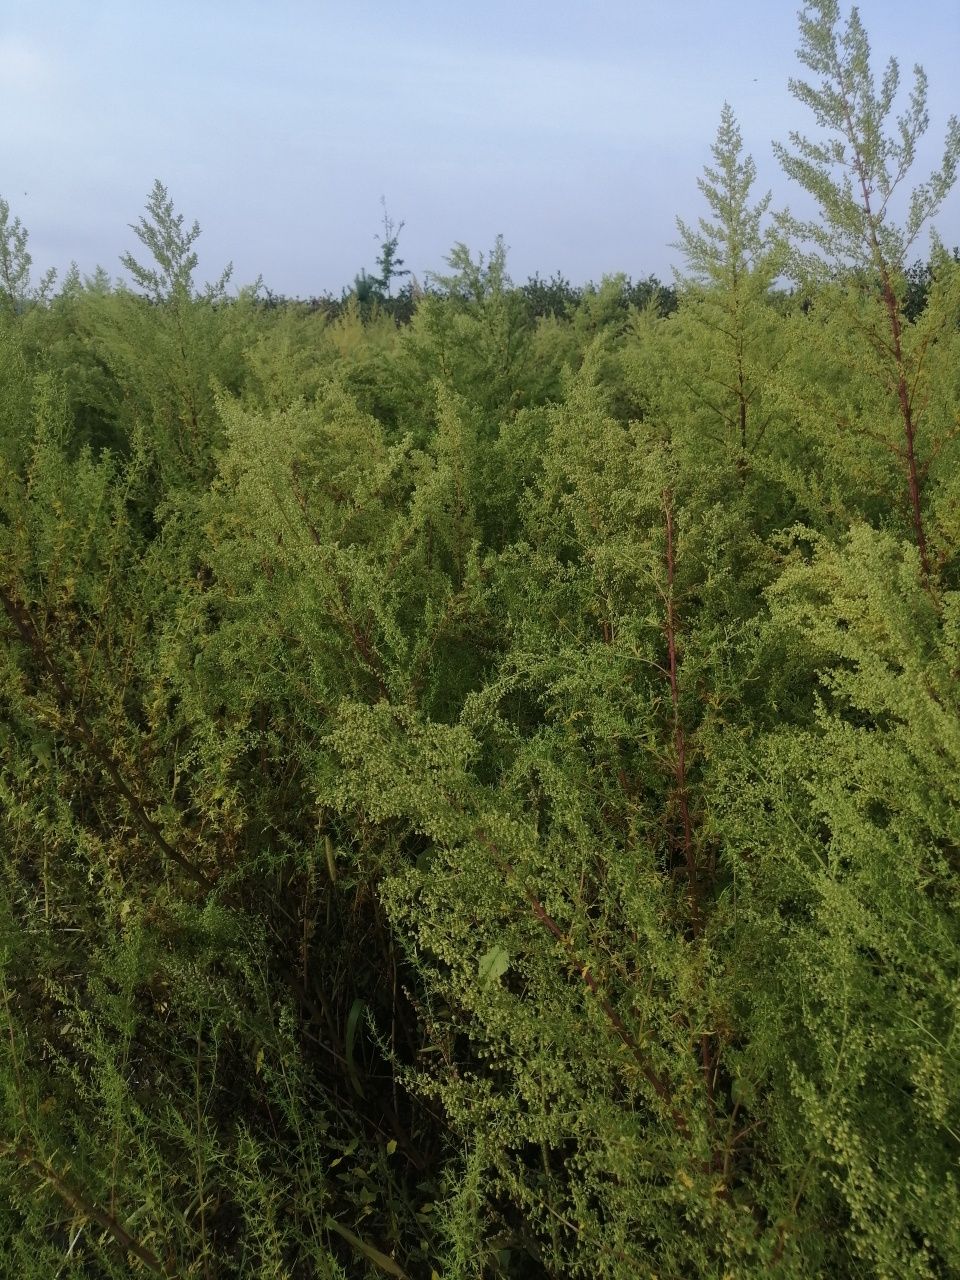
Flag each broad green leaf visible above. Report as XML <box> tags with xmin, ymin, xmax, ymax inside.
<box><xmin>478</xmin><ymin>944</ymin><xmax>509</xmax><ymax>988</ymax></box>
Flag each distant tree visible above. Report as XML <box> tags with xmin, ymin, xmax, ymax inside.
<box><xmin>517</xmin><ymin>270</ymin><xmax>582</xmax><ymax>319</ymax></box>
<box><xmin>622</xmin><ymin>274</ymin><xmax>678</xmax><ymax>316</ymax></box>
<box><xmin>372</xmin><ymin>197</ymin><xmax>410</xmax><ymax>298</ymax></box>
<box><xmin>349</xmin><ymin>266</ymin><xmax>380</xmax><ymax>306</ymax></box>
<box><xmin>516</xmin><ymin>273</ymin><xmax>675</xmax><ymax>323</ymax></box>
<box><xmin>903</xmin><ymin>245</ymin><xmax>960</xmax><ymax>321</ymax></box>
<box><xmin>346</xmin><ymin>199</ymin><xmax>412</xmax><ymax>320</ymax></box>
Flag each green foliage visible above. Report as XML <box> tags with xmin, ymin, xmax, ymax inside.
<box><xmin>372</xmin><ymin>199</ymin><xmax>411</xmax><ymax>299</ymax></box>
<box><xmin>715</xmin><ymin>526</ymin><xmax>960</xmax><ymax>1276</ymax></box>
<box><xmin>350</xmin><ymin>200</ymin><xmax>412</xmax><ymax>314</ymax></box>
<box><xmin>121</xmin><ymin>178</ymin><xmax>232</xmax><ymax>304</ymax></box>
<box><xmin>772</xmin><ymin>1</ymin><xmax>960</xmax><ymax>581</ymax></box>
<box><xmin>658</xmin><ymin>104</ymin><xmax>788</xmax><ymax>478</ymax></box>
<box><xmin>676</xmin><ymin>102</ymin><xmax>784</xmax><ymax>294</ymax></box>
<box><xmin>0</xmin><ymin>195</ymin><xmax>55</xmax><ymax>314</ymax></box>
<box><xmin>775</xmin><ymin>1</ymin><xmax>960</xmax><ymax>276</ymax></box>
<box><xmin>1</xmin><ymin>12</ymin><xmax>959</xmax><ymax>1275</ymax></box>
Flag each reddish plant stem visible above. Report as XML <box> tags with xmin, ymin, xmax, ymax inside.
<box><xmin>836</xmin><ymin>75</ymin><xmax>932</xmax><ymax>583</ymax></box>
<box><xmin>474</xmin><ymin>832</ymin><xmax>688</xmax><ymax>1134</ymax></box>
<box><xmin>882</xmin><ymin>273</ymin><xmax>931</xmax><ymax>581</ymax></box>
<box><xmin>662</xmin><ymin>492</ymin><xmax>702</xmax><ymax>934</ymax></box>
<box><xmin>662</xmin><ymin>494</ymin><xmax>721</xmax><ymax>1157</ymax></box>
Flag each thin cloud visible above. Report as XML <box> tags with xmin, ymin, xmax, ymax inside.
<box><xmin>0</xmin><ymin>37</ymin><xmax>53</xmax><ymax>93</ymax></box>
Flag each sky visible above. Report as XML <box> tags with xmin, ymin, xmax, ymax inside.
<box><xmin>1</xmin><ymin>1</ymin><xmax>958</xmax><ymax>298</ymax></box>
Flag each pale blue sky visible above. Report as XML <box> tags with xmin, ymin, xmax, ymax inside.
<box><xmin>2</xmin><ymin>1</ymin><xmax>957</xmax><ymax>296</ymax></box>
